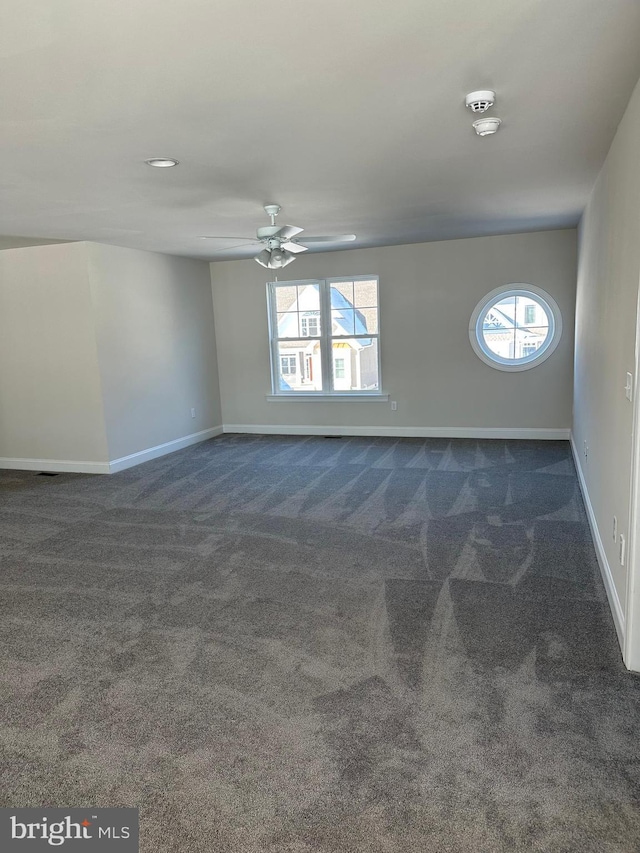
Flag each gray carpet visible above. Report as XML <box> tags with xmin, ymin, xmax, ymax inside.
<box><xmin>1</xmin><ymin>435</ymin><xmax>639</xmax><ymax>852</ymax></box>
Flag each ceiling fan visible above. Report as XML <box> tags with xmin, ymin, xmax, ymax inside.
<box><xmin>199</xmin><ymin>204</ymin><xmax>356</xmax><ymax>269</ymax></box>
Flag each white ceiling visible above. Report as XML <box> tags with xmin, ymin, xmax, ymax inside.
<box><xmin>2</xmin><ymin>0</ymin><xmax>640</xmax><ymax>260</ymax></box>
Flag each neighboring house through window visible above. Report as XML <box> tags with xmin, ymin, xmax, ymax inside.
<box><xmin>300</xmin><ymin>315</ymin><xmax>319</xmax><ymax>337</ymax></box>
<box><xmin>280</xmin><ymin>355</ymin><xmax>297</xmax><ymax>375</ymax></box>
<box><xmin>267</xmin><ymin>277</ymin><xmax>381</xmax><ymax>395</ymax></box>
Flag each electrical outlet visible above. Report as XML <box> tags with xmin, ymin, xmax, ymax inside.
<box><xmin>620</xmin><ymin>533</ymin><xmax>626</xmax><ymax>566</ymax></box>
<box><xmin>190</xmin><ymin>408</ymin><xmax>196</xmax><ymax>419</ymax></box>
<box><xmin>583</xmin><ymin>440</ymin><xmax>588</xmax><ymax>460</ymax></box>
<box><xmin>391</xmin><ymin>401</ymin><xmax>397</xmax><ymax>411</ymax></box>
<box><xmin>613</xmin><ymin>516</ymin><xmax>618</xmax><ymax>542</ymax></box>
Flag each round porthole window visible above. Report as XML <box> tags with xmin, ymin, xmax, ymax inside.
<box><xmin>469</xmin><ymin>285</ymin><xmax>562</xmax><ymax>372</ymax></box>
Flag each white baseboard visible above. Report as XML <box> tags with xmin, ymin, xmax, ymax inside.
<box><xmin>0</xmin><ymin>427</ymin><xmax>223</xmax><ymax>476</ymax></box>
<box><xmin>0</xmin><ymin>457</ymin><xmax>111</xmax><ymax>474</ymax></box>
<box><xmin>108</xmin><ymin>426</ymin><xmax>223</xmax><ymax>473</ymax></box>
<box><xmin>570</xmin><ymin>433</ymin><xmax>625</xmax><ymax>648</ymax></box>
<box><xmin>222</xmin><ymin>424</ymin><xmax>570</xmax><ymax>440</ymax></box>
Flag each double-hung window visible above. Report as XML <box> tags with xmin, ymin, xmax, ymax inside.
<box><xmin>267</xmin><ymin>276</ymin><xmax>381</xmax><ymax>396</ymax></box>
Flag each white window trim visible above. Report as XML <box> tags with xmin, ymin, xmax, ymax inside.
<box><xmin>469</xmin><ymin>284</ymin><xmax>563</xmax><ymax>372</ymax></box>
<box><xmin>266</xmin><ymin>393</ymin><xmax>390</xmax><ymax>402</ymax></box>
<box><xmin>267</xmin><ymin>276</ymin><xmax>382</xmax><ymax>396</ymax></box>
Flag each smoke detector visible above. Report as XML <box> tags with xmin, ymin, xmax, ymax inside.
<box><xmin>472</xmin><ymin>117</ymin><xmax>502</xmax><ymax>137</ymax></box>
<box><xmin>465</xmin><ymin>90</ymin><xmax>496</xmax><ymax>113</ymax></box>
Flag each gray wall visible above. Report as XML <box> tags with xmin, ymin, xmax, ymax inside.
<box><xmin>210</xmin><ymin>229</ymin><xmax>577</xmax><ymax>433</ymax></box>
<box><xmin>88</xmin><ymin>243</ymin><xmax>222</xmax><ymax>461</ymax></box>
<box><xmin>0</xmin><ymin>237</ymin><xmax>71</xmax><ymax>250</ymax></box>
<box><xmin>0</xmin><ymin>242</ymin><xmax>222</xmax><ymax>471</ymax></box>
<box><xmin>573</xmin><ymin>75</ymin><xmax>640</xmax><ymax>623</ymax></box>
<box><xmin>0</xmin><ymin>243</ymin><xmax>109</xmax><ymax>465</ymax></box>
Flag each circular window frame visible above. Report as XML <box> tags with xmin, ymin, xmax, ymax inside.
<box><xmin>469</xmin><ymin>285</ymin><xmax>562</xmax><ymax>372</ymax></box>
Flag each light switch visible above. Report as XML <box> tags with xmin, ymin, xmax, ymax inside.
<box><xmin>625</xmin><ymin>373</ymin><xmax>633</xmax><ymax>401</ymax></box>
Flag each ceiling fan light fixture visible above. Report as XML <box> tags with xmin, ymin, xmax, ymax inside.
<box><xmin>268</xmin><ymin>249</ymin><xmax>296</xmax><ymax>269</ymax></box>
<box><xmin>255</xmin><ymin>249</ymin><xmax>272</xmax><ymax>268</ymax></box>
<box><xmin>254</xmin><ymin>248</ymin><xmax>297</xmax><ymax>269</ymax></box>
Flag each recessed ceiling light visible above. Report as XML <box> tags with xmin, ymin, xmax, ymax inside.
<box><xmin>144</xmin><ymin>158</ymin><xmax>179</xmax><ymax>168</ymax></box>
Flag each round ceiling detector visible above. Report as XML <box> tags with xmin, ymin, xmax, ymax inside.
<box><xmin>145</xmin><ymin>158</ymin><xmax>179</xmax><ymax>167</ymax></box>
<box><xmin>465</xmin><ymin>90</ymin><xmax>496</xmax><ymax>113</ymax></box>
<box><xmin>472</xmin><ymin>117</ymin><xmax>502</xmax><ymax>137</ymax></box>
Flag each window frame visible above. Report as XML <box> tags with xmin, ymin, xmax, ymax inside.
<box><xmin>267</xmin><ymin>276</ymin><xmax>383</xmax><ymax>397</ymax></box>
<box><xmin>468</xmin><ymin>284</ymin><xmax>563</xmax><ymax>372</ymax></box>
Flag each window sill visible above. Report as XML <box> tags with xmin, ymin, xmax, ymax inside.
<box><xmin>266</xmin><ymin>393</ymin><xmax>390</xmax><ymax>402</ymax></box>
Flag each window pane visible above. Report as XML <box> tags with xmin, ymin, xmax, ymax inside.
<box><xmin>482</xmin><ymin>295</ymin><xmax>517</xmax><ymax>358</ymax></box>
<box><xmin>277</xmin><ymin>311</ymin><xmax>300</xmax><ymax>338</ymax></box>
<box><xmin>485</xmin><ymin>294</ymin><xmax>516</xmax><ymax>324</ymax></box>
<box><xmin>331</xmin><ymin>281</ymin><xmax>354</xmax><ymax>304</ymax></box>
<box><xmin>297</xmin><ymin>283</ymin><xmax>320</xmax><ymax>311</ymax></box>
<box><xmin>357</xmin><ymin>306</ymin><xmax>378</xmax><ymax>333</ymax></box>
<box><xmin>332</xmin><ymin>308</ymin><xmax>355</xmax><ymax>336</ymax></box>
<box><xmin>354</xmin><ymin>280</ymin><xmax>378</xmax><ymax>307</ymax></box>
<box><xmin>275</xmin><ymin>286</ymin><xmax>297</xmax><ymax>313</ymax></box>
<box><xmin>480</xmin><ymin>293</ymin><xmax>552</xmax><ymax>361</ymax></box>
<box><xmin>482</xmin><ymin>327</ymin><xmax>514</xmax><ymax>359</ymax></box>
<box><xmin>332</xmin><ymin>338</ymin><xmax>379</xmax><ymax>391</ymax></box>
<box><xmin>276</xmin><ymin>340</ymin><xmax>322</xmax><ymax>391</ymax></box>
<box><xmin>516</xmin><ymin>326</ymin><xmax>550</xmax><ymax>358</ymax></box>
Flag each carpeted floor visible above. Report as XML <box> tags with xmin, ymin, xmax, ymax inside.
<box><xmin>1</xmin><ymin>435</ymin><xmax>639</xmax><ymax>851</ymax></box>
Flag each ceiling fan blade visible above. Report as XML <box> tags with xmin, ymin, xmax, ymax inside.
<box><xmin>198</xmin><ymin>235</ymin><xmax>259</xmax><ymax>241</ymax></box>
<box><xmin>281</xmin><ymin>242</ymin><xmax>308</xmax><ymax>254</ymax></box>
<box><xmin>273</xmin><ymin>225</ymin><xmax>304</xmax><ymax>240</ymax></box>
<box><xmin>297</xmin><ymin>234</ymin><xmax>357</xmax><ymax>244</ymax></box>
<box><xmin>201</xmin><ymin>241</ymin><xmax>261</xmax><ymax>251</ymax></box>
<box><xmin>215</xmin><ymin>240</ymin><xmax>260</xmax><ymax>252</ymax></box>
